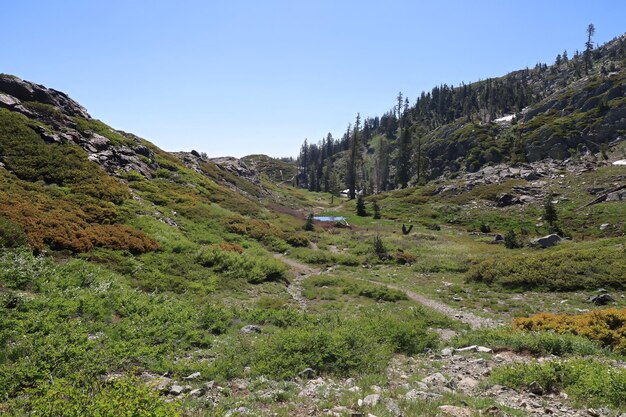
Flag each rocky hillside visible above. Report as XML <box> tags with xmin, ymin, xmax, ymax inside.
<box><xmin>0</xmin><ymin>74</ymin><xmax>305</xmax><ymax>254</ymax></box>
<box><xmin>297</xmin><ymin>32</ymin><xmax>626</xmax><ymax>192</ymax></box>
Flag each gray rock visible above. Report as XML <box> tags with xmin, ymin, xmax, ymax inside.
<box><xmin>437</xmin><ymin>405</ymin><xmax>473</xmax><ymax>417</ymax></box>
<box><xmin>441</xmin><ymin>347</ymin><xmax>454</xmax><ymax>356</ymax></box>
<box><xmin>169</xmin><ymin>385</ymin><xmax>185</xmax><ymax>396</ymax></box>
<box><xmin>183</xmin><ymin>371</ymin><xmax>201</xmax><ymax>380</ymax></box>
<box><xmin>496</xmin><ymin>193</ymin><xmax>522</xmax><ymax>207</ymax></box>
<box><xmin>361</xmin><ymin>393</ymin><xmax>380</xmax><ymax>406</ymax></box>
<box><xmin>225</xmin><ymin>407</ymin><xmax>250</xmax><ymax>417</ymax></box>
<box><xmin>405</xmin><ymin>389</ymin><xmax>442</xmax><ymax>400</ymax></box>
<box><xmin>455</xmin><ymin>345</ymin><xmax>478</xmax><ymax>352</ymax></box>
<box><xmin>239</xmin><ymin>324</ymin><xmax>262</xmax><ymax>334</ymax></box>
<box><xmin>589</xmin><ymin>293</ymin><xmax>614</xmax><ymax>305</ymax></box>
<box><xmin>189</xmin><ymin>388</ymin><xmax>204</xmax><ymax>397</ymax></box>
<box><xmin>528</xmin><ymin>381</ymin><xmax>544</xmax><ymax>395</ymax></box>
<box><xmin>599</xmin><ymin>223</ymin><xmax>610</xmax><ymax>230</ymax></box>
<box><xmin>421</xmin><ymin>372</ymin><xmax>448</xmax><ymax>387</ymax></box>
<box><xmin>298</xmin><ymin>367</ymin><xmax>316</xmax><ymax>379</ymax></box>
<box><xmin>531</xmin><ymin>234</ymin><xmax>562</xmax><ymax>248</ymax></box>
<box><xmin>385</xmin><ymin>399</ymin><xmax>402</xmax><ymax>416</ymax></box>
<box><xmin>457</xmin><ymin>377</ymin><xmax>479</xmax><ymax>391</ymax></box>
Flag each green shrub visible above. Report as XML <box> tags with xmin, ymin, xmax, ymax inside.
<box><xmin>304</xmin><ymin>275</ymin><xmax>406</xmax><ymax>302</ymax></box>
<box><xmin>285</xmin><ymin>231</ymin><xmax>309</xmax><ymax>247</ymax></box>
<box><xmin>490</xmin><ymin>359</ymin><xmax>626</xmax><ymax>408</ymax></box>
<box><xmin>251</xmin><ymin>309</ymin><xmax>438</xmax><ymax>379</ymax></box>
<box><xmin>504</xmin><ymin>229</ymin><xmax>522</xmax><ymax>249</ymax></box>
<box><xmin>196</xmin><ymin>247</ymin><xmax>288</xmax><ymax>284</ymax></box>
<box><xmin>0</xmin><ymin>217</ymin><xmax>28</xmax><ymax>248</ymax></box>
<box><xmin>466</xmin><ymin>245</ymin><xmax>626</xmax><ymax>290</ymax></box>
<box><xmin>21</xmin><ymin>376</ymin><xmax>181</xmax><ymax>417</ymax></box>
<box><xmin>200</xmin><ymin>304</ymin><xmax>233</xmax><ymax>335</ymax></box>
<box><xmin>453</xmin><ymin>328</ymin><xmax>604</xmax><ymax>356</ymax></box>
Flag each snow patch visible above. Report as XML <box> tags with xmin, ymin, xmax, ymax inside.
<box><xmin>494</xmin><ymin>114</ymin><xmax>515</xmax><ymax>123</ymax></box>
<box><xmin>613</xmin><ymin>159</ymin><xmax>626</xmax><ymax>166</ymax></box>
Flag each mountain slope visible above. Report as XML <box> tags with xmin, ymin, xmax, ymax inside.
<box><xmin>297</xmin><ymin>33</ymin><xmax>626</xmax><ymax>191</ymax></box>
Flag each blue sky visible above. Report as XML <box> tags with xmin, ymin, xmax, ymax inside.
<box><xmin>3</xmin><ymin>1</ymin><xmax>625</xmax><ymax>158</ymax></box>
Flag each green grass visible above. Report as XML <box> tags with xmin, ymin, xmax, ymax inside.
<box><xmin>453</xmin><ymin>328</ymin><xmax>606</xmax><ymax>356</ymax></box>
<box><xmin>466</xmin><ymin>239</ymin><xmax>626</xmax><ymax>291</ymax></box>
<box><xmin>490</xmin><ymin>358</ymin><xmax>626</xmax><ymax>409</ymax></box>
<box><xmin>303</xmin><ymin>275</ymin><xmax>407</xmax><ymax>302</ymax></box>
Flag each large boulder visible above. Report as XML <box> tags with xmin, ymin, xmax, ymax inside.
<box><xmin>0</xmin><ymin>74</ymin><xmax>90</xmax><ymax>118</ymax></box>
<box><xmin>530</xmin><ymin>234</ymin><xmax>561</xmax><ymax>248</ymax></box>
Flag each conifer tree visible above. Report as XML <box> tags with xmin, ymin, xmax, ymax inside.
<box><xmin>347</xmin><ymin>114</ymin><xmax>361</xmax><ymax>199</ymax></box>
<box><xmin>585</xmin><ymin>23</ymin><xmax>596</xmax><ymax>74</ymax></box>
<box><xmin>356</xmin><ymin>195</ymin><xmax>367</xmax><ymax>216</ymax></box>
<box><xmin>372</xmin><ymin>201</ymin><xmax>381</xmax><ymax>219</ymax></box>
<box><xmin>303</xmin><ymin>213</ymin><xmax>315</xmax><ymax>231</ymax></box>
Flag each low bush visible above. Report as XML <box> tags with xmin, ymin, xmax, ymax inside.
<box><xmin>251</xmin><ymin>309</ymin><xmax>438</xmax><ymax>379</ymax></box>
<box><xmin>7</xmin><ymin>376</ymin><xmax>181</xmax><ymax>417</ymax></box>
<box><xmin>514</xmin><ymin>308</ymin><xmax>626</xmax><ymax>353</ymax></box>
<box><xmin>465</xmin><ymin>245</ymin><xmax>626</xmax><ymax>290</ymax></box>
<box><xmin>490</xmin><ymin>359</ymin><xmax>626</xmax><ymax>408</ymax></box>
<box><xmin>0</xmin><ymin>217</ymin><xmax>28</xmax><ymax>248</ymax></box>
<box><xmin>304</xmin><ymin>275</ymin><xmax>407</xmax><ymax>302</ymax></box>
<box><xmin>196</xmin><ymin>246</ymin><xmax>288</xmax><ymax>284</ymax></box>
<box><xmin>453</xmin><ymin>328</ymin><xmax>604</xmax><ymax>356</ymax></box>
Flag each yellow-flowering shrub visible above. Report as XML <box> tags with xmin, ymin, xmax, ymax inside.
<box><xmin>514</xmin><ymin>308</ymin><xmax>626</xmax><ymax>352</ymax></box>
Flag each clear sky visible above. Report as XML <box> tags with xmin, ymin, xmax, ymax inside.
<box><xmin>3</xmin><ymin>1</ymin><xmax>625</xmax><ymax>158</ymax></box>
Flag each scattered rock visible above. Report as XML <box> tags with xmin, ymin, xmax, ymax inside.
<box><xmin>225</xmin><ymin>407</ymin><xmax>250</xmax><ymax>417</ymax></box>
<box><xmin>169</xmin><ymin>385</ymin><xmax>185</xmax><ymax>396</ymax></box>
<box><xmin>437</xmin><ymin>405</ymin><xmax>473</xmax><ymax>417</ymax></box>
<box><xmin>405</xmin><ymin>389</ymin><xmax>442</xmax><ymax>400</ymax></box>
<box><xmin>298</xmin><ymin>368</ymin><xmax>317</xmax><ymax>380</ymax></box>
<box><xmin>239</xmin><ymin>324</ymin><xmax>262</xmax><ymax>334</ymax></box>
<box><xmin>441</xmin><ymin>347</ymin><xmax>455</xmax><ymax>356</ymax></box>
<box><xmin>385</xmin><ymin>399</ymin><xmax>401</xmax><ymax>416</ymax></box>
<box><xmin>496</xmin><ymin>193</ymin><xmax>522</xmax><ymax>207</ymax></box>
<box><xmin>599</xmin><ymin>223</ymin><xmax>610</xmax><ymax>230</ymax></box>
<box><xmin>189</xmin><ymin>388</ymin><xmax>204</xmax><ymax>397</ymax></box>
<box><xmin>531</xmin><ymin>234</ymin><xmax>562</xmax><ymax>248</ymax></box>
<box><xmin>183</xmin><ymin>372</ymin><xmax>201</xmax><ymax>380</ymax></box>
<box><xmin>588</xmin><ymin>293</ymin><xmax>614</xmax><ymax>305</ymax></box>
<box><xmin>421</xmin><ymin>372</ymin><xmax>448</xmax><ymax>387</ymax></box>
<box><xmin>528</xmin><ymin>381</ymin><xmax>544</xmax><ymax>395</ymax></box>
<box><xmin>361</xmin><ymin>393</ymin><xmax>381</xmax><ymax>406</ymax></box>
<box><xmin>457</xmin><ymin>377</ymin><xmax>480</xmax><ymax>391</ymax></box>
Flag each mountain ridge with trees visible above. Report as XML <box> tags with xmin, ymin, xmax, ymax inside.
<box><xmin>297</xmin><ymin>29</ymin><xmax>626</xmax><ymax>195</ymax></box>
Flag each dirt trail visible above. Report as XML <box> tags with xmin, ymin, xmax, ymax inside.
<box><xmin>276</xmin><ymin>254</ymin><xmax>498</xmax><ymax>329</ymax></box>
<box><xmin>357</xmin><ymin>278</ymin><xmax>499</xmax><ymax>329</ymax></box>
<box><xmin>274</xmin><ymin>253</ymin><xmax>321</xmax><ymax>311</ymax></box>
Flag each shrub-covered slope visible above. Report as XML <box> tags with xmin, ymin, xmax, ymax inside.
<box><xmin>296</xmin><ymin>33</ymin><xmax>626</xmax><ymax>191</ymax></box>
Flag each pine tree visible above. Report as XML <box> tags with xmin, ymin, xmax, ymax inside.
<box><xmin>396</xmin><ymin>128</ymin><xmax>412</xmax><ymax>188</ymax></box>
<box><xmin>373</xmin><ymin>234</ymin><xmax>388</xmax><ymax>259</ymax></box>
<box><xmin>504</xmin><ymin>230</ymin><xmax>521</xmax><ymax>249</ymax></box>
<box><xmin>356</xmin><ymin>195</ymin><xmax>367</xmax><ymax>216</ymax></box>
<box><xmin>396</xmin><ymin>92</ymin><xmax>403</xmax><ymax>119</ymax></box>
<box><xmin>372</xmin><ymin>201</ymin><xmax>381</xmax><ymax>219</ymax></box>
<box><xmin>348</xmin><ymin>114</ymin><xmax>361</xmax><ymax>199</ymax></box>
<box><xmin>543</xmin><ymin>197</ymin><xmax>561</xmax><ymax>234</ymax></box>
<box><xmin>303</xmin><ymin>213</ymin><xmax>315</xmax><ymax>231</ymax></box>
<box><xmin>585</xmin><ymin>23</ymin><xmax>596</xmax><ymax>74</ymax></box>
